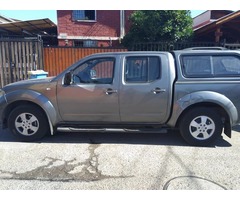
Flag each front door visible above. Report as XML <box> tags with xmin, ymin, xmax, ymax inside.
<box><xmin>57</xmin><ymin>57</ymin><xmax>120</xmax><ymax>122</ymax></box>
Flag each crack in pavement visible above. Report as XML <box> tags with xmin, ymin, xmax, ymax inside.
<box><xmin>0</xmin><ymin>144</ymin><xmax>133</xmax><ymax>182</ymax></box>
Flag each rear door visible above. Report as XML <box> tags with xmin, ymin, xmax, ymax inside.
<box><xmin>119</xmin><ymin>53</ymin><xmax>173</xmax><ymax>123</ymax></box>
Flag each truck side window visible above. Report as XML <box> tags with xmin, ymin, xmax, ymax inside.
<box><xmin>73</xmin><ymin>58</ymin><xmax>115</xmax><ymax>84</ymax></box>
<box><xmin>182</xmin><ymin>55</ymin><xmax>240</xmax><ymax>78</ymax></box>
<box><xmin>125</xmin><ymin>56</ymin><xmax>160</xmax><ymax>83</ymax></box>
<box><xmin>214</xmin><ymin>56</ymin><xmax>240</xmax><ymax>76</ymax></box>
<box><xmin>182</xmin><ymin>56</ymin><xmax>212</xmax><ymax>77</ymax></box>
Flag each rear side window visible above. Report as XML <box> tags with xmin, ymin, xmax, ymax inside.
<box><xmin>125</xmin><ymin>56</ymin><xmax>161</xmax><ymax>83</ymax></box>
<box><xmin>182</xmin><ymin>55</ymin><xmax>240</xmax><ymax>77</ymax></box>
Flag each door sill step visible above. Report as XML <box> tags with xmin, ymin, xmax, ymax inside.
<box><xmin>57</xmin><ymin>127</ymin><xmax>167</xmax><ymax>133</ymax></box>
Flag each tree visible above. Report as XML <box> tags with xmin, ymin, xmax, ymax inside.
<box><xmin>122</xmin><ymin>10</ymin><xmax>193</xmax><ymax>48</ymax></box>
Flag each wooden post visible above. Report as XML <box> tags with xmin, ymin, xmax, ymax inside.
<box><xmin>215</xmin><ymin>28</ymin><xmax>223</xmax><ymax>43</ymax></box>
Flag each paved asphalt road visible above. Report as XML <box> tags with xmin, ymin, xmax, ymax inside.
<box><xmin>0</xmin><ymin>126</ymin><xmax>240</xmax><ymax>190</ymax></box>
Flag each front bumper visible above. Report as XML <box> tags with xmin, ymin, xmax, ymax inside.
<box><xmin>0</xmin><ymin>89</ymin><xmax>7</xmax><ymax>128</ymax></box>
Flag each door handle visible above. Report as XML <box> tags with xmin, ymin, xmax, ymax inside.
<box><xmin>105</xmin><ymin>88</ymin><xmax>118</xmax><ymax>95</ymax></box>
<box><xmin>151</xmin><ymin>88</ymin><xmax>166</xmax><ymax>94</ymax></box>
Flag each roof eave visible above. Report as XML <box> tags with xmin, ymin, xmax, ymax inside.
<box><xmin>194</xmin><ymin>10</ymin><xmax>240</xmax><ymax>34</ymax></box>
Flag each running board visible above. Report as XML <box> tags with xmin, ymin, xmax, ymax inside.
<box><xmin>57</xmin><ymin>127</ymin><xmax>167</xmax><ymax>133</ymax></box>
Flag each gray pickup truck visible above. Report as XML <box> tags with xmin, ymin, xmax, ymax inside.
<box><xmin>1</xmin><ymin>49</ymin><xmax>240</xmax><ymax>146</ymax></box>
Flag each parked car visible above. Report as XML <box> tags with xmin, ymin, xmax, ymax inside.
<box><xmin>1</xmin><ymin>49</ymin><xmax>240</xmax><ymax>146</ymax></box>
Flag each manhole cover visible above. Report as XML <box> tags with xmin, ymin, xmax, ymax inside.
<box><xmin>163</xmin><ymin>176</ymin><xmax>227</xmax><ymax>190</ymax></box>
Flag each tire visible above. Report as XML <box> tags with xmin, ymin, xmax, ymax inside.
<box><xmin>8</xmin><ymin>105</ymin><xmax>49</xmax><ymax>142</ymax></box>
<box><xmin>179</xmin><ymin>107</ymin><xmax>223</xmax><ymax>146</ymax></box>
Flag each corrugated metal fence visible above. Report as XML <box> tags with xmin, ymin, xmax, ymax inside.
<box><xmin>0</xmin><ymin>38</ymin><xmax>43</xmax><ymax>88</ymax></box>
<box><xmin>44</xmin><ymin>47</ymin><xmax>127</xmax><ymax>76</ymax></box>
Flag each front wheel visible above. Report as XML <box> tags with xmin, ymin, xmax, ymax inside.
<box><xmin>8</xmin><ymin>105</ymin><xmax>49</xmax><ymax>142</ymax></box>
<box><xmin>179</xmin><ymin>107</ymin><xmax>223</xmax><ymax>146</ymax></box>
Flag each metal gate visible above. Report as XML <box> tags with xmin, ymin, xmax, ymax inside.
<box><xmin>0</xmin><ymin>37</ymin><xmax>43</xmax><ymax>88</ymax></box>
<box><xmin>131</xmin><ymin>42</ymin><xmax>240</xmax><ymax>51</ymax></box>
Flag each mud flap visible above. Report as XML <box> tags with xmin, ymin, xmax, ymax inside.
<box><xmin>224</xmin><ymin>122</ymin><xmax>232</xmax><ymax>138</ymax></box>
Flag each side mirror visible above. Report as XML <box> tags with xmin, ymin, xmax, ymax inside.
<box><xmin>64</xmin><ymin>71</ymin><xmax>72</xmax><ymax>85</ymax></box>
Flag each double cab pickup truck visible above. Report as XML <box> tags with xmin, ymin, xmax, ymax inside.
<box><xmin>1</xmin><ymin>49</ymin><xmax>240</xmax><ymax>146</ymax></box>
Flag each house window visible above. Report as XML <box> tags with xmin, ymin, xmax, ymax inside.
<box><xmin>74</xmin><ymin>40</ymin><xmax>98</xmax><ymax>47</ymax></box>
<box><xmin>72</xmin><ymin>10</ymin><xmax>96</xmax><ymax>21</ymax></box>
<box><xmin>74</xmin><ymin>40</ymin><xmax>84</xmax><ymax>47</ymax></box>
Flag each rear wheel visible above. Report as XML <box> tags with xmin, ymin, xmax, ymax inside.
<box><xmin>179</xmin><ymin>107</ymin><xmax>223</xmax><ymax>146</ymax></box>
<box><xmin>8</xmin><ymin>105</ymin><xmax>49</xmax><ymax>141</ymax></box>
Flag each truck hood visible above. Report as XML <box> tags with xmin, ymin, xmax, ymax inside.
<box><xmin>2</xmin><ymin>77</ymin><xmax>56</xmax><ymax>93</ymax></box>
